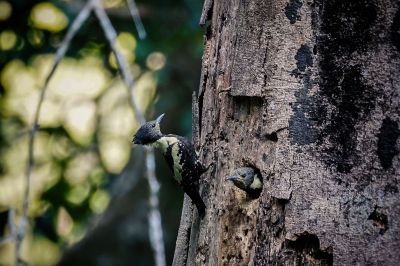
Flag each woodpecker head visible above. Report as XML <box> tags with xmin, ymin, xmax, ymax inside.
<box><xmin>132</xmin><ymin>113</ymin><xmax>165</xmax><ymax>145</ymax></box>
<box><xmin>227</xmin><ymin>167</ymin><xmax>255</xmax><ymax>190</ymax></box>
<box><xmin>227</xmin><ymin>167</ymin><xmax>262</xmax><ymax>197</ymax></box>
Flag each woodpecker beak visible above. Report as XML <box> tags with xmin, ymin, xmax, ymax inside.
<box><xmin>155</xmin><ymin>113</ymin><xmax>165</xmax><ymax>124</ymax></box>
<box><xmin>226</xmin><ymin>176</ymin><xmax>237</xmax><ymax>181</ymax></box>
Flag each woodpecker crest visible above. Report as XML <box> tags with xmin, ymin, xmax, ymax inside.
<box><xmin>132</xmin><ymin>114</ymin><xmax>207</xmax><ymax>218</ymax></box>
<box><xmin>227</xmin><ymin>167</ymin><xmax>262</xmax><ymax>198</ymax></box>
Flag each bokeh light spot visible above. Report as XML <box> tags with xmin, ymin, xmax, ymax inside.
<box><xmin>57</xmin><ymin>207</ymin><xmax>74</xmax><ymax>237</ymax></box>
<box><xmin>133</xmin><ymin>72</ymin><xmax>158</xmax><ymax>113</ymax></box>
<box><xmin>27</xmin><ymin>235</ymin><xmax>60</xmax><ymax>265</ymax></box>
<box><xmin>103</xmin><ymin>0</ymin><xmax>125</xmax><ymax>8</ymax></box>
<box><xmin>117</xmin><ymin>32</ymin><xmax>137</xmax><ymax>51</ymax></box>
<box><xmin>30</xmin><ymin>2</ymin><xmax>68</xmax><ymax>32</ymax></box>
<box><xmin>90</xmin><ymin>189</ymin><xmax>110</xmax><ymax>214</ymax></box>
<box><xmin>101</xmin><ymin>105</ymin><xmax>136</xmax><ymax>137</ymax></box>
<box><xmin>1</xmin><ymin>59</ymin><xmax>36</xmax><ymax>95</ymax></box>
<box><xmin>146</xmin><ymin>52</ymin><xmax>166</xmax><ymax>71</ymax></box>
<box><xmin>27</xmin><ymin>29</ymin><xmax>44</xmax><ymax>47</ymax></box>
<box><xmin>89</xmin><ymin>167</ymin><xmax>106</xmax><ymax>187</ymax></box>
<box><xmin>0</xmin><ymin>1</ymin><xmax>12</xmax><ymax>21</ymax></box>
<box><xmin>66</xmin><ymin>182</ymin><xmax>90</xmax><ymax>205</ymax></box>
<box><xmin>99</xmin><ymin>138</ymin><xmax>130</xmax><ymax>173</ymax></box>
<box><xmin>39</xmin><ymin>56</ymin><xmax>109</xmax><ymax>99</ymax></box>
<box><xmin>63</xmin><ymin>100</ymin><xmax>96</xmax><ymax>145</ymax></box>
<box><xmin>0</xmin><ymin>30</ymin><xmax>17</xmax><ymax>50</ymax></box>
<box><xmin>109</xmin><ymin>32</ymin><xmax>137</xmax><ymax>68</ymax></box>
<box><xmin>39</xmin><ymin>99</ymin><xmax>62</xmax><ymax>127</ymax></box>
<box><xmin>65</xmin><ymin>152</ymin><xmax>98</xmax><ymax>185</ymax></box>
<box><xmin>50</xmin><ymin>135</ymin><xmax>73</xmax><ymax>160</ymax></box>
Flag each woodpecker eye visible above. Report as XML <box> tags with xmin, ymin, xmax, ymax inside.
<box><xmin>152</xmin><ymin>124</ymin><xmax>155</xmax><ymax>128</ymax></box>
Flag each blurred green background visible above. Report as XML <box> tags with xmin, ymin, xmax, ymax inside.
<box><xmin>0</xmin><ymin>0</ymin><xmax>203</xmax><ymax>265</ymax></box>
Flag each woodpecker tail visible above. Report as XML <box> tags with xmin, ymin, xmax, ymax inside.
<box><xmin>184</xmin><ymin>186</ymin><xmax>206</xmax><ymax>218</ymax></box>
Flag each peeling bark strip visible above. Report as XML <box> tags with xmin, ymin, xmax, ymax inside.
<box><xmin>174</xmin><ymin>0</ymin><xmax>400</xmax><ymax>265</ymax></box>
<box><xmin>199</xmin><ymin>0</ymin><xmax>214</xmax><ymax>26</ymax></box>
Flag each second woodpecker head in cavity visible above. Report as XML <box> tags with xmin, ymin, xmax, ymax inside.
<box><xmin>132</xmin><ymin>113</ymin><xmax>165</xmax><ymax>145</ymax></box>
<box><xmin>227</xmin><ymin>167</ymin><xmax>263</xmax><ymax>198</ymax></box>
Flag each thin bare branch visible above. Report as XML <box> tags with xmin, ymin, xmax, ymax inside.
<box><xmin>146</xmin><ymin>148</ymin><xmax>166</xmax><ymax>266</ymax></box>
<box><xmin>93</xmin><ymin>0</ymin><xmax>145</xmax><ymax>124</ymax></box>
<box><xmin>93</xmin><ymin>2</ymin><xmax>165</xmax><ymax>266</ymax></box>
<box><xmin>126</xmin><ymin>0</ymin><xmax>147</xmax><ymax>40</ymax></box>
<box><xmin>18</xmin><ymin>1</ymin><xmax>94</xmax><ymax>264</ymax></box>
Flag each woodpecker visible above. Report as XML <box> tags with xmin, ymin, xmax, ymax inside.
<box><xmin>132</xmin><ymin>114</ymin><xmax>207</xmax><ymax>218</ymax></box>
<box><xmin>227</xmin><ymin>167</ymin><xmax>262</xmax><ymax>198</ymax></box>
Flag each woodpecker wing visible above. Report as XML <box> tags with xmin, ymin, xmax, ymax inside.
<box><xmin>163</xmin><ymin>134</ymin><xmax>206</xmax><ymax>217</ymax></box>
<box><xmin>177</xmin><ymin>136</ymin><xmax>205</xmax><ymax>179</ymax></box>
<box><xmin>164</xmin><ymin>144</ymin><xmax>175</xmax><ymax>175</ymax></box>
<box><xmin>163</xmin><ymin>135</ymin><xmax>203</xmax><ymax>184</ymax></box>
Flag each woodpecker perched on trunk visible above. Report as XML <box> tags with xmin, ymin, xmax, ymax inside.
<box><xmin>132</xmin><ymin>114</ymin><xmax>207</xmax><ymax>218</ymax></box>
<box><xmin>227</xmin><ymin>167</ymin><xmax>262</xmax><ymax>198</ymax></box>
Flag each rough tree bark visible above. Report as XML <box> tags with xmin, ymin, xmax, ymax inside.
<box><xmin>173</xmin><ymin>0</ymin><xmax>400</xmax><ymax>265</ymax></box>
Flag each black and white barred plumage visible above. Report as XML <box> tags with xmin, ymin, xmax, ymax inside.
<box><xmin>132</xmin><ymin>114</ymin><xmax>207</xmax><ymax>218</ymax></box>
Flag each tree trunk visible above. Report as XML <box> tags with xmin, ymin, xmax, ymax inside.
<box><xmin>173</xmin><ymin>0</ymin><xmax>400</xmax><ymax>265</ymax></box>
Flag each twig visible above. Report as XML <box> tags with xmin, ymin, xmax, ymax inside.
<box><xmin>17</xmin><ymin>1</ymin><xmax>94</xmax><ymax>264</ymax></box>
<box><xmin>93</xmin><ymin>2</ymin><xmax>166</xmax><ymax>266</ymax></box>
<box><xmin>93</xmin><ymin>0</ymin><xmax>145</xmax><ymax>124</ymax></box>
<box><xmin>126</xmin><ymin>0</ymin><xmax>147</xmax><ymax>40</ymax></box>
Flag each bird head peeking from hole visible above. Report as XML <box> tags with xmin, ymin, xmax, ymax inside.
<box><xmin>227</xmin><ymin>167</ymin><xmax>262</xmax><ymax>198</ymax></box>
